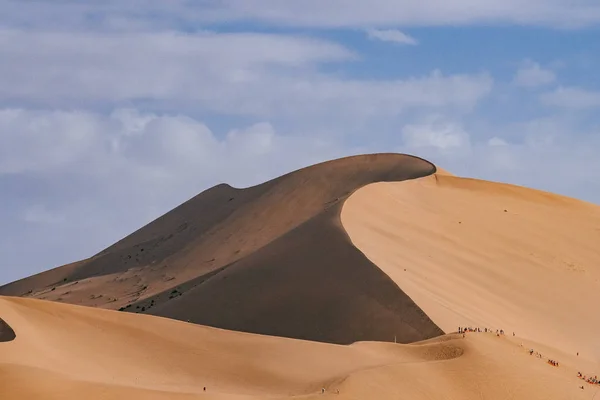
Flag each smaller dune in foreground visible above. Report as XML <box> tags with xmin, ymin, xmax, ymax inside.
<box><xmin>1</xmin><ymin>296</ymin><xmax>599</xmax><ymax>399</ymax></box>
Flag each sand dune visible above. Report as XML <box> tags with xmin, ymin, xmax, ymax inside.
<box><xmin>2</xmin><ymin>153</ymin><xmax>600</xmax><ymax>399</ymax></box>
<box><xmin>0</xmin><ymin>154</ymin><xmax>443</xmax><ymax>345</ymax></box>
<box><xmin>1</xmin><ymin>296</ymin><xmax>598</xmax><ymax>399</ymax></box>
<box><xmin>342</xmin><ymin>173</ymin><xmax>600</xmax><ymax>362</ymax></box>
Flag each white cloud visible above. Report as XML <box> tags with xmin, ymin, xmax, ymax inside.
<box><xmin>398</xmin><ymin>116</ymin><xmax>600</xmax><ymax>204</ymax></box>
<box><xmin>0</xmin><ymin>107</ymin><xmax>347</xmax><ymax>182</ymax></box>
<box><xmin>226</xmin><ymin>122</ymin><xmax>276</xmax><ymax>156</ymax></box>
<box><xmin>0</xmin><ymin>29</ymin><xmax>492</xmax><ymax>119</ymax></box>
<box><xmin>0</xmin><ymin>109</ymin><xmax>101</xmax><ymax>174</ymax></box>
<box><xmin>513</xmin><ymin>60</ymin><xmax>556</xmax><ymax>87</ymax></box>
<box><xmin>0</xmin><ymin>29</ymin><xmax>353</xmax><ymax>104</ymax></box>
<box><xmin>366</xmin><ymin>29</ymin><xmax>417</xmax><ymax>45</ymax></box>
<box><xmin>402</xmin><ymin>117</ymin><xmax>471</xmax><ymax>151</ymax></box>
<box><xmin>3</xmin><ymin>1</ymin><xmax>600</xmax><ymax>29</ymax></box>
<box><xmin>540</xmin><ymin>87</ymin><xmax>600</xmax><ymax>109</ymax></box>
<box><xmin>216</xmin><ymin>0</ymin><xmax>600</xmax><ymax>28</ymax></box>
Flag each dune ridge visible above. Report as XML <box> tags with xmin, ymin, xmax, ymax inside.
<box><xmin>0</xmin><ymin>154</ymin><xmax>444</xmax><ymax>345</ymax></box>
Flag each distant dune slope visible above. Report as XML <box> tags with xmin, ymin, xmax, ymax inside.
<box><xmin>1</xmin><ymin>296</ymin><xmax>597</xmax><ymax>400</ymax></box>
<box><xmin>0</xmin><ymin>154</ymin><xmax>443</xmax><ymax>344</ymax></box>
<box><xmin>342</xmin><ymin>173</ymin><xmax>600</xmax><ymax>361</ymax></box>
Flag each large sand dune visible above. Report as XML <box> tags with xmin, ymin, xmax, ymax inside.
<box><xmin>2</xmin><ymin>153</ymin><xmax>600</xmax><ymax>398</ymax></box>
<box><xmin>0</xmin><ymin>154</ymin><xmax>444</xmax><ymax>345</ymax></box>
<box><xmin>342</xmin><ymin>172</ymin><xmax>600</xmax><ymax>362</ymax></box>
<box><xmin>1</xmin><ymin>296</ymin><xmax>598</xmax><ymax>399</ymax></box>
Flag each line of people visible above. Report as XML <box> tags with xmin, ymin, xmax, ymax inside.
<box><xmin>577</xmin><ymin>372</ymin><xmax>599</xmax><ymax>385</ymax></box>
<box><xmin>547</xmin><ymin>359</ymin><xmax>559</xmax><ymax>367</ymax></box>
<box><xmin>457</xmin><ymin>325</ymin><xmax>600</xmax><ymax>391</ymax></box>
<box><xmin>458</xmin><ymin>326</ymin><xmax>512</xmax><ymax>337</ymax></box>
<box><xmin>528</xmin><ymin>349</ymin><xmax>543</xmax><ymax>359</ymax></box>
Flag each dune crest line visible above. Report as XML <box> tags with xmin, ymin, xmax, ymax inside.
<box><xmin>1</xmin><ymin>154</ymin><xmax>445</xmax><ymax>345</ymax></box>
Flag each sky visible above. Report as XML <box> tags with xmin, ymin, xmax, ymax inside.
<box><xmin>1</xmin><ymin>0</ymin><xmax>600</xmax><ymax>285</ymax></box>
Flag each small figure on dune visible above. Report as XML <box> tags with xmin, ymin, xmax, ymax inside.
<box><xmin>322</xmin><ymin>387</ymin><xmax>325</xmax><ymax>394</ymax></box>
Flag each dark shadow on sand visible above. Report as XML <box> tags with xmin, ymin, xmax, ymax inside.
<box><xmin>0</xmin><ymin>318</ymin><xmax>16</xmax><ymax>342</ymax></box>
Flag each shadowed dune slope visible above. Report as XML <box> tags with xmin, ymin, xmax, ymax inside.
<box><xmin>0</xmin><ymin>154</ymin><xmax>443</xmax><ymax>344</ymax></box>
<box><xmin>149</xmin><ymin>205</ymin><xmax>441</xmax><ymax>344</ymax></box>
<box><xmin>342</xmin><ymin>173</ymin><xmax>600</xmax><ymax>361</ymax></box>
<box><xmin>0</xmin><ymin>318</ymin><xmax>15</xmax><ymax>342</ymax></box>
<box><xmin>1</xmin><ymin>296</ymin><xmax>597</xmax><ymax>400</ymax></box>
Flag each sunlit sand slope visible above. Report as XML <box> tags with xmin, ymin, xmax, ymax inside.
<box><xmin>342</xmin><ymin>173</ymin><xmax>600</xmax><ymax>362</ymax></box>
<box><xmin>1</xmin><ymin>296</ymin><xmax>597</xmax><ymax>399</ymax></box>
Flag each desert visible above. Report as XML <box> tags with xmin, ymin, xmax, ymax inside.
<box><xmin>1</xmin><ymin>153</ymin><xmax>599</xmax><ymax>399</ymax></box>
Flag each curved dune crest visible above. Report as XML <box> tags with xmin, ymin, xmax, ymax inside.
<box><xmin>0</xmin><ymin>317</ymin><xmax>15</xmax><ymax>342</ymax></box>
<box><xmin>0</xmin><ymin>154</ymin><xmax>444</xmax><ymax>345</ymax></box>
<box><xmin>342</xmin><ymin>172</ymin><xmax>600</xmax><ymax>361</ymax></box>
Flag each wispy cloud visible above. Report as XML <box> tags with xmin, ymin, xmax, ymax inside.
<box><xmin>540</xmin><ymin>87</ymin><xmax>600</xmax><ymax>109</ymax></box>
<box><xmin>366</xmin><ymin>28</ymin><xmax>418</xmax><ymax>45</ymax></box>
<box><xmin>513</xmin><ymin>60</ymin><xmax>556</xmax><ymax>88</ymax></box>
<box><xmin>4</xmin><ymin>1</ymin><xmax>600</xmax><ymax>29</ymax></box>
<box><xmin>396</xmin><ymin>115</ymin><xmax>600</xmax><ymax>203</ymax></box>
<box><xmin>402</xmin><ymin>117</ymin><xmax>470</xmax><ymax>151</ymax></box>
<box><xmin>0</xmin><ymin>30</ymin><xmax>491</xmax><ymax>119</ymax></box>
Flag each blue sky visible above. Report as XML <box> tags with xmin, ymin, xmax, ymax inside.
<box><xmin>1</xmin><ymin>0</ymin><xmax>600</xmax><ymax>284</ymax></box>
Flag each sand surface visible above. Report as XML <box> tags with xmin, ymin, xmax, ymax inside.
<box><xmin>1</xmin><ymin>296</ymin><xmax>598</xmax><ymax>399</ymax></box>
<box><xmin>342</xmin><ymin>173</ymin><xmax>600</xmax><ymax>362</ymax></box>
